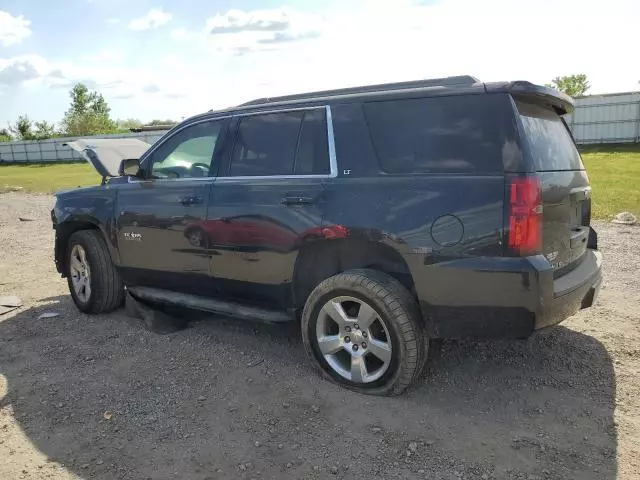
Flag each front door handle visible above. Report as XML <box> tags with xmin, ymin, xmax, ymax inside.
<box><xmin>180</xmin><ymin>195</ymin><xmax>203</xmax><ymax>206</ymax></box>
<box><xmin>282</xmin><ymin>196</ymin><xmax>314</xmax><ymax>206</ymax></box>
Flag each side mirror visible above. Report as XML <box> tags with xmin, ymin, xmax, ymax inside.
<box><xmin>119</xmin><ymin>158</ymin><xmax>141</xmax><ymax>177</ymax></box>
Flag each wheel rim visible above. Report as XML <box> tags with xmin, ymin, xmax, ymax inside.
<box><xmin>189</xmin><ymin>230</ymin><xmax>203</xmax><ymax>247</ymax></box>
<box><xmin>69</xmin><ymin>244</ymin><xmax>91</xmax><ymax>303</ymax></box>
<box><xmin>316</xmin><ymin>296</ymin><xmax>392</xmax><ymax>384</ymax></box>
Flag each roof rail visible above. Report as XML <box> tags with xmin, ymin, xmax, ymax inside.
<box><xmin>239</xmin><ymin>75</ymin><xmax>480</xmax><ymax>107</ymax></box>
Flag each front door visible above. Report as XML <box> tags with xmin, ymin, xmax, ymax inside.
<box><xmin>115</xmin><ymin>118</ymin><xmax>229</xmax><ymax>296</ymax></box>
<box><xmin>207</xmin><ymin>107</ymin><xmax>333</xmax><ymax>308</ymax></box>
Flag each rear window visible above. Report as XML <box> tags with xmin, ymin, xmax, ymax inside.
<box><xmin>363</xmin><ymin>94</ymin><xmax>516</xmax><ymax>174</ymax></box>
<box><xmin>515</xmin><ymin>99</ymin><xmax>584</xmax><ymax>171</ymax></box>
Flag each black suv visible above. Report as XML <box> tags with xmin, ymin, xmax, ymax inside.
<box><xmin>52</xmin><ymin>75</ymin><xmax>602</xmax><ymax>395</ymax></box>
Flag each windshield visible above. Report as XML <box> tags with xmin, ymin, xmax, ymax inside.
<box><xmin>516</xmin><ymin>99</ymin><xmax>584</xmax><ymax>171</ymax></box>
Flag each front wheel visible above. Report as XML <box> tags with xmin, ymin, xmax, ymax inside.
<box><xmin>67</xmin><ymin>230</ymin><xmax>124</xmax><ymax>314</ymax></box>
<box><xmin>301</xmin><ymin>269</ymin><xmax>427</xmax><ymax>396</ymax></box>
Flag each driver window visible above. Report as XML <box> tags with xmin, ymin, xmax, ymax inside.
<box><xmin>149</xmin><ymin>120</ymin><xmax>223</xmax><ymax>179</ymax></box>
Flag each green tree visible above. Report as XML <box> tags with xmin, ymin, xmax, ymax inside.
<box><xmin>147</xmin><ymin>119</ymin><xmax>178</xmax><ymax>126</ymax></box>
<box><xmin>9</xmin><ymin>115</ymin><xmax>36</xmax><ymax>140</ymax></box>
<box><xmin>117</xmin><ymin>118</ymin><xmax>143</xmax><ymax>130</ymax></box>
<box><xmin>61</xmin><ymin>83</ymin><xmax>118</xmax><ymax>136</ymax></box>
<box><xmin>0</xmin><ymin>128</ymin><xmax>12</xmax><ymax>142</ymax></box>
<box><xmin>546</xmin><ymin>74</ymin><xmax>590</xmax><ymax>97</ymax></box>
<box><xmin>33</xmin><ymin>121</ymin><xmax>58</xmax><ymax>140</ymax></box>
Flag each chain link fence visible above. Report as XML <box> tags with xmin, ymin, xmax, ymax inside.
<box><xmin>0</xmin><ymin>131</ymin><xmax>167</xmax><ymax>164</ymax></box>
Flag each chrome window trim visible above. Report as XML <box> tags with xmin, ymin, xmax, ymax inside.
<box><xmin>215</xmin><ymin>175</ymin><xmax>329</xmax><ymax>182</ymax></box>
<box><xmin>233</xmin><ymin>105</ymin><xmax>324</xmax><ymax>117</ymax></box>
<box><xmin>325</xmin><ymin>105</ymin><xmax>338</xmax><ymax>178</ymax></box>
<box><xmin>132</xmin><ymin>105</ymin><xmax>338</xmax><ymax>183</ymax></box>
<box><xmin>126</xmin><ymin>176</ymin><xmax>213</xmax><ymax>184</ymax></box>
<box><xmin>217</xmin><ymin>105</ymin><xmax>337</xmax><ymax>180</ymax></box>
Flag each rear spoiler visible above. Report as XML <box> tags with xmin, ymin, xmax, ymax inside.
<box><xmin>484</xmin><ymin>81</ymin><xmax>575</xmax><ymax>115</ymax></box>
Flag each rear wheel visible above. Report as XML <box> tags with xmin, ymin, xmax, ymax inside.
<box><xmin>301</xmin><ymin>269</ymin><xmax>426</xmax><ymax>396</ymax></box>
<box><xmin>67</xmin><ymin>230</ymin><xmax>124</xmax><ymax>314</ymax></box>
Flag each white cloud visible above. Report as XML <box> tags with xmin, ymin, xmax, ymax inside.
<box><xmin>207</xmin><ymin>8</ymin><xmax>292</xmax><ymax>34</ymax></box>
<box><xmin>0</xmin><ymin>54</ymin><xmax>136</xmax><ymax>98</ymax></box>
<box><xmin>128</xmin><ymin>8</ymin><xmax>172</xmax><ymax>31</ymax></box>
<box><xmin>0</xmin><ymin>11</ymin><xmax>32</xmax><ymax>46</ymax></box>
<box><xmin>81</xmin><ymin>48</ymin><xmax>125</xmax><ymax>64</ymax></box>
<box><xmin>0</xmin><ymin>59</ymin><xmax>39</xmax><ymax>85</ymax></box>
<box><xmin>158</xmin><ymin>0</ymin><xmax>639</xmax><ymax>121</ymax></box>
<box><xmin>170</xmin><ymin>28</ymin><xmax>189</xmax><ymax>40</ymax></box>
<box><xmin>3</xmin><ymin>0</ymin><xmax>640</xmax><ymax>127</ymax></box>
<box><xmin>0</xmin><ymin>55</ymin><xmax>53</xmax><ymax>85</ymax></box>
<box><xmin>252</xmin><ymin>0</ymin><xmax>638</xmax><ymax>97</ymax></box>
<box><xmin>257</xmin><ymin>30</ymin><xmax>320</xmax><ymax>45</ymax></box>
<box><xmin>172</xmin><ymin>7</ymin><xmax>324</xmax><ymax>55</ymax></box>
<box><xmin>143</xmin><ymin>83</ymin><xmax>160</xmax><ymax>93</ymax></box>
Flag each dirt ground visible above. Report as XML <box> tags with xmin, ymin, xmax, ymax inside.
<box><xmin>0</xmin><ymin>192</ymin><xmax>638</xmax><ymax>480</ymax></box>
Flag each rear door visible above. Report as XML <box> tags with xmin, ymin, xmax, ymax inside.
<box><xmin>515</xmin><ymin>98</ymin><xmax>592</xmax><ymax>274</ymax></box>
<box><xmin>207</xmin><ymin>107</ymin><xmax>332</xmax><ymax>308</ymax></box>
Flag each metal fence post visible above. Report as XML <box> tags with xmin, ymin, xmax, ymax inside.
<box><xmin>635</xmin><ymin>96</ymin><xmax>640</xmax><ymax>143</ymax></box>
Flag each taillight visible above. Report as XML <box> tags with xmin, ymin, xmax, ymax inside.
<box><xmin>507</xmin><ymin>176</ymin><xmax>542</xmax><ymax>256</ymax></box>
<box><xmin>321</xmin><ymin>225</ymin><xmax>349</xmax><ymax>239</ymax></box>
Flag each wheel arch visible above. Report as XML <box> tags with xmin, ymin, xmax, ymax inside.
<box><xmin>55</xmin><ymin>219</ymin><xmax>114</xmax><ymax>277</ymax></box>
<box><xmin>292</xmin><ymin>238</ymin><xmax>417</xmax><ymax>312</ymax></box>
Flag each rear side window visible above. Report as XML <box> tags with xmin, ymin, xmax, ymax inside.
<box><xmin>364</xmin><ymin>94</ymin><xmax>515</xmax><ymax>174</ymax></box>
<box><xmin>230</xmin><ymin>111</ymin><xmax>303</xmax><ymax>176</ymax></box>
<box><xmin>515</xmin><ymin>99</ymin><xmax>584</xmax><ymax>171</ymax></box>
<box><xmin>228</xmin><ymin>108</ymin><xmax>329</xmax><ymax>177</ymax></box>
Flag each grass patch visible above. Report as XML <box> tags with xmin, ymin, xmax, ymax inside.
<box><xmin>0</xmin><ymin>162</ymin><xmax>99</xmax><ymax>194</ymax></box>
<box><xmin>1</xmin><ymin>146</ymin><xmax>639</xmax><ymax>219</ymax></box>
<box><xmin>580</xmin><ymin>145</ymin><xmax>640</xmax><ymax>219</ymax></box>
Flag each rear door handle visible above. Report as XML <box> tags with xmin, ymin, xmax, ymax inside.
<box><xmin>281</xmin><ymin>196</ymin><xmax>314</xmax><ymax>206</ymax></box>
<box><xmin>179</xmin><ymin>195</ymin><xmax>203</xmax><ymax>206</ymax></box>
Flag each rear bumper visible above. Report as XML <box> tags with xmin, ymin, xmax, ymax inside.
<box><xmin>536</xmin><ymin>249</ymin><xmax>602</xmax><ymax>330</ymax></box>
<box><xmin>411</xmin><ymin>249</ymin><xmax>602</xmax><ymax>339</ymax></box>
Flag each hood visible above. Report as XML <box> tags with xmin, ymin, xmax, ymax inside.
<box><xmin>63</xmin><ymin>138</ymin><xmax>152</xmax><ymax>178</ymax></box>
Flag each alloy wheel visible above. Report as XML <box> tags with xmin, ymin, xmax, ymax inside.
<box><xmin>315</xmin><ymin>296</ymin><xmax>392</xmax><ymax>384</ymax></box>
<box><xmin>69</xmin><ymin>244</ymin><xmax>92</xmax><ymax>303</ymax></box>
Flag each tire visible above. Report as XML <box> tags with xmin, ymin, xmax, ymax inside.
<box><xmin>66</xmin><ymin>230</ymin><xmax>124</xmax><ymax>314</ymax></box>
<box><xmin>301</xmin><ymin>269</ymin><xmax>427</xmax><ymax>396</ymax></box>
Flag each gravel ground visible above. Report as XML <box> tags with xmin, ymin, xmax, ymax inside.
<box><xmin>0</xmin><ymin>192</ymin><xmax>639</xmax><ymax>480</ymax></box>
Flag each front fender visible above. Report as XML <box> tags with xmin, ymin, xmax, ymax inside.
<box><xmin>53</xmin><ymin>187</ymin><xmax>119</xmax><ymax>273</ymax></box>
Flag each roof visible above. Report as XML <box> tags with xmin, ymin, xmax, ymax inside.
<box><xmin>239</xmin><ymin>75</ymin><xmax>481</xmax><ymax>107</ymax></box>
<box><xmin>188</xmin><ymin>75</ymin><xmax>575</xmax><ymax>125</ymax></box>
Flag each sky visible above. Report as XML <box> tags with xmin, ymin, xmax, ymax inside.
<box><xmin>0</xmin><ymin>0</ymin><xmax>638</xmax><ymax>127</ymax></box>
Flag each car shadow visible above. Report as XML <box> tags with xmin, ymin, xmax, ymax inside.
<box><xmin>0</xmin><ymin>296</ymin><xmax>616</xmax><ymax>479</ymax></box>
